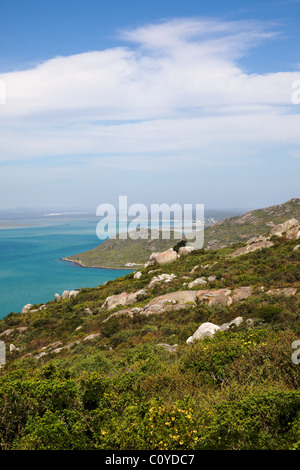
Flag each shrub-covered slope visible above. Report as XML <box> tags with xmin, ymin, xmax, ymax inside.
<box><xmin>0</xmin><ymin>225</ymin><xmax>299</xmax><ymax>450</ymax></box>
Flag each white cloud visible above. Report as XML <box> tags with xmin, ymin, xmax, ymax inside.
<box><xmin>0</xmin><ymin>17</ymin><xmax>299</xmax><ymax>169</ymax></box>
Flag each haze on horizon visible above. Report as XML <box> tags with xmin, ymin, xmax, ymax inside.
<box><xmin>0</xmin><ymin>0</ymin><xmax>299</xmax><ymax>212</ymax></box>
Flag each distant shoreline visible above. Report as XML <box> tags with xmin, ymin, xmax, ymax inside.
<box><xmin>61</xmin><ymin>257</ymin><xmax>136</xmax><ymax>271</ymax></box>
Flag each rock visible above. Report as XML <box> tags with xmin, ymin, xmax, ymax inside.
<box><xmin>294</xmin><ymin>244</ymin><xmax>300</xmax><ymax>251</ymax></box>
<box><xmin>197</xmin><ymin>288</ymin><xmax>231</xmax><ymax>304</ymax></box>
<box><xmin>232</xmin><ymin>239</ymin><xmax>274</xmax><ymax>257</ymax></box>
<box><xmin>35</xmin><ymin>351</ymin><xmax>47</xmax><ymax>359</ymax></box>
<box><xmin>75</xmin><ymin>326</ymin><xmax>82</xmax><ymax>331</ymax></box>
<box><xmin>186</xmin><ymin>322</ymin><xmax>220</xmax><ymax>344</ymax></box>
<box><xmin>269</xmin><ymin>218</ymin><xmax>299</xmax><ymax>237</ymax></box>
<box><xmin>126</xmin><ymin>289</ymin><xmax>148</xmax><ymax>304</ymax></box>
<box><xmin>190</xmin><ymin>266</ymin><xmax>199</xmax><ymax>274</ymax></box>
<box><xmin>17</xmin><ymin>327</ymin><xmax>28</xmax><ymax>333</ymax></box>
<box><xmin>220</xmin><ymin>317</ymin><xmax>244</xmax><ymax>331</ymax></box>
<box><xmin>47</xmin><ymin>341</ymin><xmax>63</xmax><ymax>350</ymax></box>
<box><xmin>83</xmin><ymin>333</ymin><xmax>100</xmax><ymax>341</ymax></box>
<box><xmin>178</xmin><ymin>246</ymin><xmax>195</xmax><ymax>255</ymax></box>
<box><xmin>54</xmin><ymin>293</ymin><xmax>60</xmax><ymax>302</ymax></box>
<box><xmin>22</xmin><ymin>304</ymin><xmax>32</xmax><ymax>314</ymax></box>
<box><xmin>131</xmin><ymin>307</ymin><xmax>143</xmax><ymax>313</ymax></box>
<box><xmin>188</xmin><ymin>277</ymin><xmax>207</xmax><ymax>288</ymax></box>
<box><xmin>208</xmin><ymin>294</ymin><xmax>232</xmax><ymax>307</ymax></box>
<box><xmin>9</xmin><ymin>344</ymin><xmax>18</xmax><ymax>353</ymax></box>
<box><xmin>148</xmin><ymin>273</ymin><xmax>176</xmax><ymax>288</ymax></box>
<box><xmin>148</xmin><ymin>291</ymin><xmax>197</xmax><ymax>305</ymax></box>
<box><xmin>157</xmin><ymin>343</ymin><xmax>178</xmax><ymax>353</ymax></box>
<box><xmin>231</xmin><ymin>286</ymin><xmax>253</xmax><ymax>303</ymax></box>
<box><xmin>208</xmin><ymin>276</ymin><xmax>216</xmax><ymax>282</ymax></box>
<box><xmin>0</xmin><ymin>329</ymin><xmax>12</xmax><ymax>337</ymax></box>
<box><xmin>61</xmin><ymin>290</ymin><xmax>70</xmax><ymax>300</ymax></box>
<box><xmin>150</xmin><ymin>248</ymin><xmax>178</xmax><ymax>266</ymax></box>
<box><xmin>39</xmin><ymin>304</ymin><xmax>47</xmax><ymax>310</ymax></box>
<box><xmin>84</xmin><ymin>308</ymin><xmax>93</xmax><ymax>314</ymax></box>
<box><xmin>266</xmin><ymin>287</ymin><xmax>297</xmax><ymax>296</ymax></box>
<box><xmin>142</xmin><ymin>302</ymin><xmax>191</xmax><ymax>316</ymax></box>
<box><xmin>102</xmin><ymin>289</ymin><xmax>148</xmax><ymax>310</ymax></box>
<box><xmin>133</xmin><ymin>271</ymin><xmax>142</xmax><ymax>279</ymax></box>
<box><xmin>102</xmin><ymin>292</ymin><xmax>129</xmax><ymax>310</ymax></box>
<box><xmin>69</xmin><ymin>290</ymin><xmax>80</xmax><ymax>298</ymax></box>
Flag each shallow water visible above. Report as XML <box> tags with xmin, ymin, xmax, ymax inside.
<box><xmin>0</xmin><ymin>216</ymin><xmax>130</xmax><ymax>318</ymax></box>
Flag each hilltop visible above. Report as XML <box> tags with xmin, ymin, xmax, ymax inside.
<box><xmin>64</xmin><ymin>198</ymin><xmax>300</xmax><ymax>268</ymax></box>
<box><xmin>0</xmin><ymin>214</ymin><xmax>299</xmax><ymax>450</ymax></box>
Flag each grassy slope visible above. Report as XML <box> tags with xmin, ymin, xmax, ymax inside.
<box><xmin>0</xmin><ymin>230</ymin><xmax>299</xmax><ymax>450</ymax></box>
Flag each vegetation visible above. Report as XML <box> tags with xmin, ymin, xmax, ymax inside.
<box><xmin>0</xmin><ymin>216</ymin><xmax>299</xmax><ymax>450</ymax></box>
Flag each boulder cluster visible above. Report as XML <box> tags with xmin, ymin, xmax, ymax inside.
<box><xmin>231</xmin><ymin>218</ymin><xmax>300</xmax><ymax>257</ymax></box>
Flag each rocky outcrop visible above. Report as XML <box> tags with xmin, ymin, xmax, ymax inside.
<box><xmin>0</xmin><ymin>326</ymin><xmax>28</xmax><ymax>338</ymax></box>
<box><xmin>144</xmin><ymin>248</ymin><xmax>178</xmax><ymax>268</ymax></box>
<box><xmin>196</xmin><ymin>288</ymin><xmax>232</xmax><ymax>306</ymax></box>
<box><xmin>231</xmin><ymin>218</ymin><xmax>300</xmax><ymax>258</ymax></box>
<box><xmin>266</xmin><ymin>287</ymin><xmax>297</xmax><ymax>297</ymax></box>
<box><xmin>231</xmin><ymin>286</ymin><xmax>253</xmax><ymax>303</ymax></box>
<box><xmin>231</xmin><ymin>237</ymin><xmax>274</xmax><ymax>257</ymax></box>
<box><xmin>102</xmin><ymin>292</ymin><xmax>130</xmax><ymax>310</ymax></box>
<box><xmin>148</xmin><ymin>291</ymin><xmax>198</xmax><ymax>305</ymax></box>
<box><xmin>269</xmin><ymin>218</ymin><xmax>299</xmax><ymax>238</ymax></box>
<box><xmin>102</xmin><ymin>289</ymin><xmax>148</xmax><ymax>310</ymax></box>
<box><xmin>22</xmin><ymin>304</ymin><xmax>32</xmax><ymax>314</ymax></box>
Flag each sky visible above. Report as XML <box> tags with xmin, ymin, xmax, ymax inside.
<box><xmin>0</xmin><ymin>0</ymin><xmax>300</xmax><ymax>212</ymax></box>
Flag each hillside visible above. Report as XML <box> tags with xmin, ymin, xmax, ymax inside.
<box><xmin>0</xmin><ymin>217</ymin><xmax>299</xmax><ymax>450</ymax></box>
<box><xmin>63</xmin><ymin>228</ymin><xmax>186</xmax><ymax>269</ymax></box>
<box><xmin>204</xmin><ymin>198</ymin><xmax>300</xmax><ymax>249</ymax></box>
<box><xmin>64</xmin><ymin>198</ymin><xmax>300</xmax><ymax>268</ymax></box>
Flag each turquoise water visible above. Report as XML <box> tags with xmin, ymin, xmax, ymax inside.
<box><xmin>0</xmin><ymin>216</ymin><xmax>131</xmax><ymax>318</ymax></box>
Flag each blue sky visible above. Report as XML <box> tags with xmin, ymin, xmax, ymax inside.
<box><xmin>0</xmin><ymin>0</ymin><xmax>300</xmax><ymax>211</ymax></box>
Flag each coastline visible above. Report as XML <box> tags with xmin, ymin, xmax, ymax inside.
<box><xmin>61</xmin><ymin>257</ymin><xmax>138</xmax><ymax>271</ymax></box>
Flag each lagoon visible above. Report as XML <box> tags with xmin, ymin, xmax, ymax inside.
<box><xmin>0</xmin><ymin>215</ymin><xmax>130</xmax><ymax>318</ymax></box>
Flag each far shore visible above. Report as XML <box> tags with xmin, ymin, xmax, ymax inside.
<box><xmin>61</xmin><ymin>257</ymin><xmax>138</xmax><ymax>271</ymax></box>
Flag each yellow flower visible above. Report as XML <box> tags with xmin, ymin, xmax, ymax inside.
<box><xmin>165</xmin><ymin>422</ymin><xmax>171</xmax><ymax>426</ymax></box>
